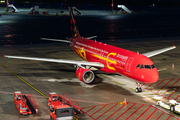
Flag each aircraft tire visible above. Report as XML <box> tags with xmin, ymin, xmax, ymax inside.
<box><xmin>138</xmin><ymin>87</ymin><xmax>142</xmax><ymax>92</ymax></box>
<box><xmin>135</xmin><ymin>88</ymin><xmax>139</xmax><ymax>93</ymax></box>
<box><xmin>170</xmin><ymin>105</ymin><xmax>175</xmax><ymax>113</ymax></box>
<box><xmin>157</xmin><ymin>101</ymin><xmax>160</xmax><ymax>106</ymax></box>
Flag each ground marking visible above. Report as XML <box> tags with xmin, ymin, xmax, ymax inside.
<box><xmin>0</xmin><ymin>62</ymin><xmax>47</xmax><ymax>98</ymax></box>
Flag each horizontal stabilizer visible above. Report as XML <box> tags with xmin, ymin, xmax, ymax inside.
<box><xmin>41</xmin><ymin>38</ymin><xmax>71</xmax><ymax>43</ymax></box>
<box><xmin>86</xmin><ymin>36</ymin><xmax>97</xmax><ymax>39</ymax></box>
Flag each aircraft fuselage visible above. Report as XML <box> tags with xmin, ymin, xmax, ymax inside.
<box><xmin>71</xmin><ymin>37</ymin><xmax>159</xmax><ymax>84</ymax></box>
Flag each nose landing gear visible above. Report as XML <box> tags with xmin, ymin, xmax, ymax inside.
<box><xmin>135</xmin><ymin>82</ymin><xmax>142</xmax><ymax>93</ymax></box>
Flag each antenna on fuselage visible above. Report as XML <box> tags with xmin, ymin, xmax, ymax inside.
<box><xmin>137</xmin><ymin>51</ymin><xmax>139</xmax><ymax>55</ymax></box>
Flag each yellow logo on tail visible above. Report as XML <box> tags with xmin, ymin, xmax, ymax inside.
<box><xmin>79</xmin><ymin>47</ymin><xmax>87</xmax><ymax>60</ymax></box>
<box><xmin>74</xmin><ymin>47</ymin><xmax>87</xmax><ymax>60</ymax></box>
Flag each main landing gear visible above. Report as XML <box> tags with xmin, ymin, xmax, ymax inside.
<box><xmin>135</xmin><ymin>82</ymin><xmax>142</xmax><ymax>93</ymax></box>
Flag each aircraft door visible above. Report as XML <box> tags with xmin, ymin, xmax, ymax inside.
<box><xmin>126</xmin><ymin>57</ymin><xmax>134</xmax><ymax>72</ymax></box>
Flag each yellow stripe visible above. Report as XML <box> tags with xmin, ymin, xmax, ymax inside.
<box><xmin>99</xmin><ymin>74</ymin><xmax>107</xmax><ymax>78</ymax></box>
<box><xmin>92</xmin><ymin>54</ymin><xmax>116</xmax><ymax>64</ymax></box>
<box><xmin>0</xmin><ymin>63</ymin><xmax>47</xmax><ymax>98</ymax></box>
<box><xmin>151</xmin><ymin>89</ymin><xmax>168</xmax><ymax>91</ymax></box>
<box><xmin>129</xmin><ymin>88</ymin><xmax>136</xmax><ymax>91</ymax></box>
<box><xmin>74</xmin><ymin>116</ymin><xmax>79</xmax><ymax>120</ymax></box>
<box><xmin>58</xmin><ymin>56</ymin><xmax>62</xmax><ymax>58</ymax></box>
<box><xmin>113</xmin><ymin>80</ymin><xmax>122</xmax><ymax>85</ymax></box>
<box><xmin>148</xmin><ymin>96</ymin><xmax>159</xmax><ymax>102</ymax></box>
<box><xmin>143</xmin><ymin>91</ymin><xmax>173</xmax><ymax>96</ymax></box>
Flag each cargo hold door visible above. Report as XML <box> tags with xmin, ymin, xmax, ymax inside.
<box><xmin>126</xmin><ymin>57</ymin><xmax>134</xmax><ymax>72</ymax></box>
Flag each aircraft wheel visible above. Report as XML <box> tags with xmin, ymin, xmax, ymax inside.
<box><xmin>138</xmin><ymin>87</ymin><xmax>142</xmax><ymax>92</ymax></box>
<box><xmin>135</xmin><ymin>88</ymin><xmax>139</xmax><ymax>93</ymax></box>
<box><xmin>157</xmin><ymin>101</ymin><xmax>160</xmax><ymax>106</ymax></box>
<box><xmin>170</xmin><ymin>105</ymin><xmax>175</xmax><ymax>112</ymax></box>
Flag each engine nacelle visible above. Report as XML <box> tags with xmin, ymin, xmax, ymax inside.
<box><xmin>76</xmin><ymin>67</ymin><xmax>94</xmax><ymax>83</ymax></box>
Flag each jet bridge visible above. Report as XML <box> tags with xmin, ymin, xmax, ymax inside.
<box><xmin>117</xmin><ymin>5</ymin><xmax>132</xmax><ymax>13</ymax></box>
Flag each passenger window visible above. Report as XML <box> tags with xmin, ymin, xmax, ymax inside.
<box><xmin>151</xmin><ymin>64</ymin><xmax>155</xmax><ymax>69</ymax></box>
<box><xmin>136</xmin><ymin>64</ymin><xmax>140</xmax><ymax>68</ymax></box>
<box><xmin>145</xmin><ymin>65</ymin><xmax>151</xmax><ymax>69</ymax></box>
<box><xmin>140</xmin><ymin>65</ymin><xmax>144</xmax><ymax>69</ymax></box>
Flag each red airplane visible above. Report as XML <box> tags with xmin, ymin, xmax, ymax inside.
<box><xmin>5</xmin><ymin>7</ymin><xmax>176</xmax><ymax>93</ymax></box>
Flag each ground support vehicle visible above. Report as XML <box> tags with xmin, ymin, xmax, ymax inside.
<box><xmin>158</xmin><ymin>100</ymin><xmax>180</xmax><ymax>114</ymax></box>
<box><xmin>157</xmin><ymin>100</ymin><xmax>170</xmax><ymax>110</ymax></box>
<box><xmin>48</xmin><ymin>92</ymin><xmax>81</xmax><ymax>120</ymax></box>
<box><xmin>28</xmin><ymin>6</ymin><xmax>39</xmax><ymax>14</ymax></box>
<box><xmin>13</xmin><ymin>91</ymin><xmax>38</xmax><ymax>115</ymax></box>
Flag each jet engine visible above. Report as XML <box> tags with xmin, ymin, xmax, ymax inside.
<box><xmin>76</xmin><ymin>67</ymin><xmax>94</xmax><ymax>83</ymax></box>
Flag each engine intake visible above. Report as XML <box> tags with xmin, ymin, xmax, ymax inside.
<box><xmin>76</xmin><ymin>67</ymin><xmax>94</xmax><ymax>83</ymax></box>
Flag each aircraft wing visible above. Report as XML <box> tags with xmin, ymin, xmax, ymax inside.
<box><xmin>4</xmin><ymin>55</ymin><xmax>104</xmax><ymax>68</ymax></box>
<box><xmin>143</xmin><ymin>45</ymin><xmax>176</xmax><ymax>58</ymax></box>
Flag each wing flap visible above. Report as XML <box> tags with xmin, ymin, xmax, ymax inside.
<box><xmin>5</xmin><ymin>55</ymin><xmax>104</xmax><ymax>68</ymax></box>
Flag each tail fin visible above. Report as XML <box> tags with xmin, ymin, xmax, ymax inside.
<box><xmin>69</xmin><ymin>7</ymin><xmax>81</xmax><ymax>38</ymax></box>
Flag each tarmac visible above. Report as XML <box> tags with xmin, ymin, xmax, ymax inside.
<box><xmin>0</xmin><ymin>6</ymin><xmax>180</xmax><ymax>120</ymax></box>
<box><xmin>0</xmin><ymin>37</ymin><xmax>180</xmax><ymax>120</ymax></box>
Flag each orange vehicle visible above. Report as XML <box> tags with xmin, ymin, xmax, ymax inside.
<box><xmin>13</xmin><ymin>91</ymin><xmax>38</xmax><ymax>115</ymax></box>
<box><xmin>48</xmin><ymin>92</ymin><xmax>81</xmax><ymax>120</ymax></box>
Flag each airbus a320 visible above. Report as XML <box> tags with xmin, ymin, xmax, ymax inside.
<box><xmin>4</xmin><ymin>7</ymin><xmax>176</xmax><ymax>93</ymax></box>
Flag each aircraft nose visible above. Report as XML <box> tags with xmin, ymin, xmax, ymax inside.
<box><xmin>151</xmin><ymin>71</ymin><xmax>159</xmax><ymax>83</ymax></box>
<box><xmin>152</xmin><ymin>75</ymin><xmax>159</xmax><ymax>83</ymax></box>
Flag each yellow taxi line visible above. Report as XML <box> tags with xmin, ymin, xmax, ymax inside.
<box><xmin>0</xmin><ymin>63</ymin><xmax>47</xmax><ymax>98</ymax></box>
<box><xmin>148</xmin><ymin>96</ymin><xmax>159</xmax><ymax>102</ymax></box>
<box><xmin>99</xmin><ymin>74</ymin><xmax>107</xmax><ymax>78</ymax></box>
<box><xmin>74</xmin><ymin>116</ymin><xmax>79</xmax><ymax>120</ymax></box>
<box><xmin>1</xmin><ymin>62</ymin><xmax>80</xmax><ymax>119</ymax></box>
<box><xmin>113</xmin><ymin>80</ymin><xmax>122</xmax><ymax>85</ymax></box>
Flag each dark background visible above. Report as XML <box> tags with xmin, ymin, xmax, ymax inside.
<box><xmin>0</xmin><ymin>0</ymin><xmax>180</xmax><ymax>45</ymax></box>
<box><xmin>6</xmin><ymin>0</ymin><xmax>180</xmax><ymax>6</ymax></box>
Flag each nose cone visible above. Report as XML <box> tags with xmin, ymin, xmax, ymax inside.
<box><xmin>150</xmin><ymin>70</ymin><xmax>159</xmax><ymax>83</ymax></box>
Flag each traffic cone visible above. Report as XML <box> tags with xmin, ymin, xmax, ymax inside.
<box><xmin>124</xmin><ymin>98</ymin><xmax>127</xmax><ymax>105</ymax></box>
<box><xmin>172</xmin><ymin>63</ymin><xmax>174</xmax><ymax>69</ymax></box>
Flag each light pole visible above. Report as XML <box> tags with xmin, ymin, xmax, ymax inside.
<box><xmin>7</xmin><ymin>0</ymin><xmax>8</xmax><ymax>12</ymax></box>
<box><xmin>111</xmin><ymin>0</ymin><xmax>114</xmax><ymax>13</ymax></box>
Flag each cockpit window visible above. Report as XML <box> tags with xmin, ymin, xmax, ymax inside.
<box><xmin>151</xmin><ymin>64</ymin><xmax>155</xmax><ymax>69</ymax></box>
<box><xmin>136</xmin><ymin>64</ymin><xmax>140</xmax><ymax>68</ymax></box>
<box><xmin>140</xmin><ymin>65</ymin><xmax>144</xmax><ymax>69</ymax></box>
<box><xmin>137</xmin><ymin>64</ymin><xmax>156</xmax><ymax>69</ymax></box>
<box><xmin>145</xmin><ymin>65</ymin><xmax>151</xmax><ymax>69</ymax></box>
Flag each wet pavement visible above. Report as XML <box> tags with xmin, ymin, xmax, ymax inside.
<box><xmin>0</xmin><ymin>6</ymin><xmax>180</xmax><ymax>120</ymax></box>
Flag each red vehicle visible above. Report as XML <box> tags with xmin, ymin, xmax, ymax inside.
<box><xmin>13</xmin><ymin>91</ymin><xmax>38</xmax><ymax>115</ymax></box>
<box><xmin>48</xmin><ymin>92</ymin><xmax>81</xmax><ymax>120</ymax></box>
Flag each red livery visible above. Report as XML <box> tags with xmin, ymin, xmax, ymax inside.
<box><xmin>5</xmin><ymin>7</ymin><xmax>176</xmax><ymax>93</ymax></box>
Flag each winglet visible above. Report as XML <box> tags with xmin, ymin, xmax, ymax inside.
<box><xmin>172</xmin><ymin>43</ymin><xmax>176</xmax><ymax>48</ymax></box>
<box><xmin>3</xmin><ymin>53</ymin><xmax>5</xmax><ymax>58</ymax></box>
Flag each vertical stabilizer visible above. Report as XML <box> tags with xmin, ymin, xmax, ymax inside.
<box><xmin>69</xmin><ymin>7</ymin><xmax>81</xmax><ymax>38</ymax></box>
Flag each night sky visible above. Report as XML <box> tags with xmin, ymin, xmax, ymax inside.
<box><xmin>11</xmin><ymin>0</ymin><xmax>180</xmax><ymax>6</ymax></box>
